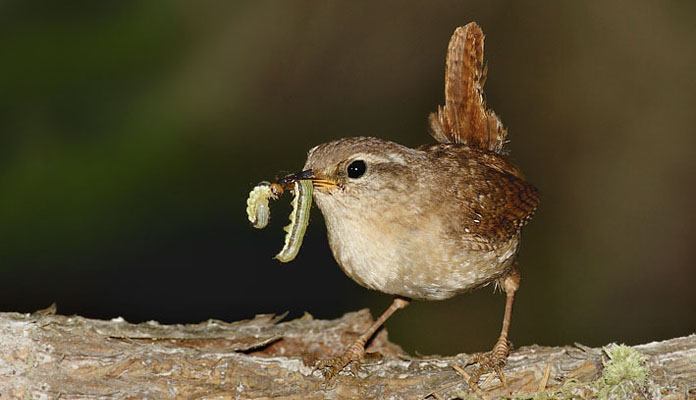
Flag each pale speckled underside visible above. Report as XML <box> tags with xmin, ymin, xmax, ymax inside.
<box><xmin>321</xmin><ymin>204</ymin><xmax>519</xmax><ymax>300</ymax></box>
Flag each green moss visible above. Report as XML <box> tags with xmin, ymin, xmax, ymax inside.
<box><xmin>600</xmin><ymin>344</ymin><xmax>648</xmax><ymax>385</ymax></box>
<box><xmin>501</xmin><ymin>344</ymin><xmax>649</xmax><ymax>400</ymax></box>
<box><xmin>595</xmin><ymin>344</ymin><xmax>648</xmax><ymax>399</ymax></box>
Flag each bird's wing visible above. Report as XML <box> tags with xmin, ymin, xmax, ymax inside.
<box><xmin>427</xmin><ymin>145</ymin><xmax>539</xmax><ymax>246</ymax></box>
<box><xmin>428</xmin><ymin>22</ymin><xmax>507</xmax><ymax>154</ymax></box>
<box><xmin>465</xmin><ymin>165</ymin><xmax>540</xmax><ymax>244</ymax></box>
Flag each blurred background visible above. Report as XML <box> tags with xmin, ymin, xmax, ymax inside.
<box><xmin>1</xmin><ymin>1</ymin><xmax>695</xmax><ymax>355</ymax></box>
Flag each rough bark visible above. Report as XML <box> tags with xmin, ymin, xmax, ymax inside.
<box><xmin>0</xmin><ymin>308</ymin><xmax>693</xmax><ymax>399</ymax></box>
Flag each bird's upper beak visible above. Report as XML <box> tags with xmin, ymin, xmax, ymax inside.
<box><xmin>278</xmin><ymin>169</ymin><xmax>315</xmax><ymax>185</ymax></box>
<box><xmin>278</xmin><ymin>169</ymin><xmax>338</xmax><ymax>191</ymax></box>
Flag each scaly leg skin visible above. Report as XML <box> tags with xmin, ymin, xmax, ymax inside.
<box><xmin>316</xmin><ymin>297</ymin><xmax>410</xmax><ymax>379</ymax></box>
<box><xmin>466</xmin><ymin>267</ymin><xmax>520</xmax><ymax>389</ymax></box>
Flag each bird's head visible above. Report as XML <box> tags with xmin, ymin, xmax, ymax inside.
<box><xmin>278</xmin><ymin>137</ymin><xmax>424</xmax><ymax>218</ymax></box>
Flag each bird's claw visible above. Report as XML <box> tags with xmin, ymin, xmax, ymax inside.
<box><xmin>314</xmin><ymin>341</ymin><xmax>365</xmax><ymax>379</ymax></box>
<box><xmin>466</xmin><ymin>338</ymin><xmax>511</xmax><ymax>388</ymax></box>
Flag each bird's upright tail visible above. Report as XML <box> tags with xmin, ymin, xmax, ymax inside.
<box><xmin>429</xmin><ymin>22</ymin><xmax>508</xmax><ymax>154</ymax></box>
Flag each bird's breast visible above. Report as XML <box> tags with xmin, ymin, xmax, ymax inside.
<box><xmin>316</xmin><ymin>195</ymin><xmax>519</xmax><ymax>300</ymax></box>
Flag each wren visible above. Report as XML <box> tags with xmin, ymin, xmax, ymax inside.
<box><xmin>279</xmin><ymin>23</ymin><xmax>539</xmax><ymax>384</ymax></box>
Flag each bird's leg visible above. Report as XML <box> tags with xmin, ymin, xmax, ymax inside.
<box><xmin>316</xmin><ymin>297</ymin><xmax>410</xmax><ymax>379</ymax></box>
<box><xmin>467</xmin><ymin>266</ymin><xmax>520</xmax><ymax>388</ymax></box>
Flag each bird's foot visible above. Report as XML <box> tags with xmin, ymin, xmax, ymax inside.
<box><xmin>465</xmin><ymin>338</ymin><xmax>511</xmax><ymax>388</ymax></box>
<box><xmin>315</xmin><ymin>341</ymin><xmax>365</xmax><ymax>379</ymax></box>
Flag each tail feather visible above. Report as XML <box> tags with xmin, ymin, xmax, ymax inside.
<box><xmin>429</xmin><ymin>23</ymin><xmax>507</xmax><ymax>154</ymax></box>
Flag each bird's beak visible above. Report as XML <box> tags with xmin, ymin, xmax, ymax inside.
<box><xmin>278</xmin><ymin>169</ymin><xmax>315</xmax><ymax>185</ymax></box>
<box><xmin>278</xmin><ymin>169</ymin><xmax>337</xmax><ymax>191</ymax></box>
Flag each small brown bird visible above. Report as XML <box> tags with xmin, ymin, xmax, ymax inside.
<box><xmin>280</xmin><ymin>23</ymin><xmax>539</xmax><ymax>383</ymax></box>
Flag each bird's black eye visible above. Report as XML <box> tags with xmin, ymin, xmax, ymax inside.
<box><xmin>347</xmin><ymin>160</ymin><xmax>367</xmax><ymax>179</ymax></box>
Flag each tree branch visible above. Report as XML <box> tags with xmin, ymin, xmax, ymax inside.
<box><xmin>0</xmin><ymin>309</ymin><xmax>693</xmax><ymax>399</ymax></box>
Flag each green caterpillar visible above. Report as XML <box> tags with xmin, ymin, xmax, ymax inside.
<box><xmin>246</xmin><ymin>180</ymin><xmax>313</xmax><ymax>262</ymax></box>
<box><xmin>246</xmin><ymin>182</ymin><xmax>275</xmax><ymax>229</ymax></box>
<box><xmin>275</xmin><ymin>180</ymin><xmax>313</xmax><ymax>263</ymax></box>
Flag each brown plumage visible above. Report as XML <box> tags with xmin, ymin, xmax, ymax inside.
<box><xmin>429</xmin><ymin>22</ymin><xmax>508</xmax><ymax>153</ymax></box>
<box><xmin>419</xmin><ymin>143</ymin><xmax>539</xmax><ymax>245</ymax></box>
<box><xmin>300</xmin><ymin>137</ymin><xmax>538</xmax><ymax>301</ymax></box>
<box><xmin>277</xmin><ymin>23</ymin><xmax>539</xmax><ymax>383</ymax></box>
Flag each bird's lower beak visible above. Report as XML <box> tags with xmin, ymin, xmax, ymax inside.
<box><xmin>278</xmin><ymin>169</ymin><xmax>337</xmax><ymax>191</ymax></box>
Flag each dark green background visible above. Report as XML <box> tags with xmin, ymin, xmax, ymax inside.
<box><xmin>2</xmin><ymin>1</ymin><xmax>695</xmax><ymax>355</ymax></box>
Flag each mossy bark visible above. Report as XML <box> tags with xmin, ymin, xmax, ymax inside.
<box><xmin>0</xmin><ymin>309</ymin><xmax>693</xmax><ymax>399</ymax></box>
